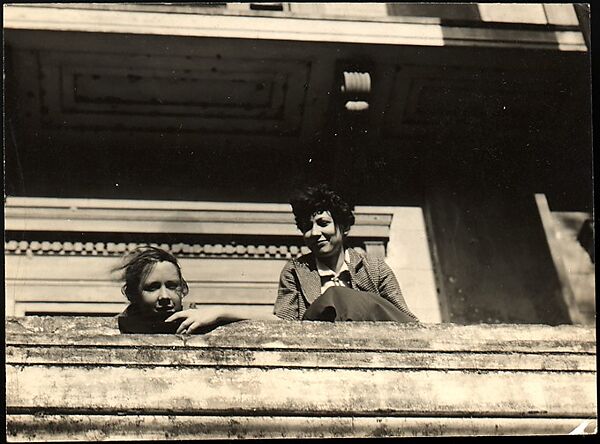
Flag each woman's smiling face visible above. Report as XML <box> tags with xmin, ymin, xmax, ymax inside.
<box><xmin>302</xmin><ymin>211</ymin><xmax>346</xmax><ymax>260</ymax></box>
<box><xmin>138</xmin><ymin>261</ymin><xmax>184</xmax><ymax>315</ymax></box>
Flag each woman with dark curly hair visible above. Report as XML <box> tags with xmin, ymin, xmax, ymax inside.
<box><xmin>274</xmin><ymin>184</ymin><xmax>418</xmax><ymax>322</ymax></box>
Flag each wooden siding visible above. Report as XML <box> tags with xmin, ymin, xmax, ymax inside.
<box><xmin>5</xmin><ymin>198</ymin><xmax>399</xmax><ymax>317</ymax></box>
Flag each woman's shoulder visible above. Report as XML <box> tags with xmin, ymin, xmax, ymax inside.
<box><xmin>281</xmin><ymin>252</ymin><xmax>313</xmax><ymax>273</ymax></box>
<box><xmin>346</xmin><ymin>247</ymin><xmax>372</xmax><ymax>265</ymax></box>
<box><xmin>294</xmin><ymin>252</ymin><xmax>316</xmax><ymax>268</ymax></box>
<box><xmin>117</xmin><ymin>303</ymin><xmax>140</xmax><ymax>318</ymax></box>
<box><xmin>347</xmin><ymin>247</ymin><xmax>390</xmax><ymax>272</ymax></box>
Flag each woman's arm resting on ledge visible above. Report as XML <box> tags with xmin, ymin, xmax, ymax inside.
<box><xmin>165</xmin><ymin>307</ymin><xmax>281</xmax><ymax>334</ymax></box>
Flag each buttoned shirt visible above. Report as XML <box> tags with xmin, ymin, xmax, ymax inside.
<box><xmin>316</xmin><ymin>249</ymin><xmax>352</xmax><ymax>294</ymax></box>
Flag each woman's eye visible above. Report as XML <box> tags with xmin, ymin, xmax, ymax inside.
<box><xmin>143</xmin><ymin>283</ymin><xmax>160</xmax><ymax>292</ymax></box>
<box><xmin>317</xmin><ymin>220</ymin><xmax>330</xmax><ymax>227</ymax></box>
<box><xmin>166</xmin><ymin>282</ymin><xmax>180</xmax><ymax>290</ymax></box>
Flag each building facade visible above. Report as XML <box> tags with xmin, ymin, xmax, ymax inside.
<box><xmin>4</xmin><ymin>3</ymin><xmax>594</xmax><ymax>324</ymax></box>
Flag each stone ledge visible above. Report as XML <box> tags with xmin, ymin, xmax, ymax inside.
<box><xmin>7</xmin><ymin>415</ymin><xmax>598</xmax><ymax>440</ymax></box>
<box><xmin>6</xmin><ymin>316</ymin><xmax>596</xmax><ymax>352</ymax></box>
<box><xmin>6</xmin><ymin>317</ymin><xmax>597</xmax><ymax>440</ymax></box>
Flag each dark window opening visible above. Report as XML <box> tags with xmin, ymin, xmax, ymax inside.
<box><xmin>250</xmin><ymin>3</ymin><xmax>284</xmax><ymax>12</ymax></box>
<box><xmin>387</xmin><ymin>3</ymin><xmax>481</xmax><ymax>21</ymax></box>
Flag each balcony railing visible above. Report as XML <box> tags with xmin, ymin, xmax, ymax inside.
<box><xmin>6</xmin><ymin>316</ymin><xmax>597</xmax><ymax>440</ymax></box>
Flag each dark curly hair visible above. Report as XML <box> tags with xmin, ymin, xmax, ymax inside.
<box><xmin>113</xmin><ymin>245</ymin><xmax>189</xmax><ymax>303</ymax></box>
<box><xmin>290</xmin><ymin>184</ymin><xmax>355</xmax><ymax>233</ymax></box>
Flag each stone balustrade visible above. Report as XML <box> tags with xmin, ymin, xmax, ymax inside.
<box><xmin>6</xmin><ymin>316</ymin><xmax>597</xmax><ymax>440</ymax></box>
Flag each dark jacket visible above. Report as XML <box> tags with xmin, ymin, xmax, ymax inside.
<box><xmin>117</xmin><ymin>304</ymin><xmax>184</xmax><ymax>334</ymax></box>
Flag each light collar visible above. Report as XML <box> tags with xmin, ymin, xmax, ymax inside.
<box><xmin>316</xmin><ymin>249</ymin><xmax>350</xmax><ymax>277</ymax></box>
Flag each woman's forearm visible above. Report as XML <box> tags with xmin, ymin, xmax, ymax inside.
<box><xmin>218</xmin><ymin>307</ymin><xmax>281</xmax><ymax>322</ymax></box>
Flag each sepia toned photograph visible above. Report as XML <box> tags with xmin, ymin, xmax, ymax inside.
<box><xmin>4</xmin><ymin>2</ymin><xmax>595</xmax><ymax>440</ymax></box>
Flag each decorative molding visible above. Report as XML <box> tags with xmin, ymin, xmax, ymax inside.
<box><xmin>37</xmin><ymin>50</ymin><xmax>310</xmax><ymax>134</ymax></box>
<box><xmin>4</xmin><ymin>240</ymin><xmax>372</xmax><ymax>259</ymax></box>
<box><xmin>4</xmin><ymin>240</ymin><xmax>317</xmax><ymax>259</ymax></box>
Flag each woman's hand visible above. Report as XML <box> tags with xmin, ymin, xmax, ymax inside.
<box><xmin>164</xmin><ymin>308</ymin><xmax>232</xmax><ymax>334</ymax></box>
<box><xmin>165</xmin><ymin>307</ymin><xmax>282</xmax><ymax>334</ymax></box>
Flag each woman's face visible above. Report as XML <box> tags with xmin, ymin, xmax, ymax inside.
<box><xmin>302</xmin><ymin>211</ymin><xmax>346</xmax><ymax>260</ymax></box>
<box><xmin>138</xmin><ymin>261</ymin><xmax>184</xmax><ymax>315</ymax></box>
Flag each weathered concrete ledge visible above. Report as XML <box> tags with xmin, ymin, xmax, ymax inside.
<box><xmin>6</xmin><ymin>316</ymin><xmax>597</xmax><ymax>440</ymax></box>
